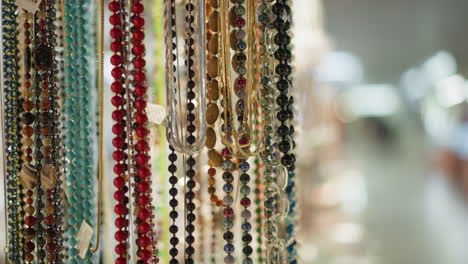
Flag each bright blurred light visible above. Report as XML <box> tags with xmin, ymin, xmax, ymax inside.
<box><xmin>401</xmin><ymin>51</ymin><xmax>457</xmax><ymax>102</ymax></box>
<box><xmin>301</xmin><ymin>244</ymin><xmax>319</xmax><ymax>262</ymax></box>
<box><xmin>421</xmin><ymin>99</ymin><xmax>456</xmax><ymax>147</ymax></box>
<box><xmin>342</xmin><ymin>84</ymin><xmax>401</xmax><ymax>118</ymax></box>
<box><xmin>434</xmin><ymin>74</ymin><xmax>466</xmax><ymax>107</ymax></box>
<box><xmin>317</xmin><ymin>181</ymin><xmax>341</xmax><ymax>207</ymax></box>
<box><xmin>401</xmin><ymin>68</ymin><xmax>430</xmax><ymax>101</ymax></box>
<box><xmin>422</xmin><ymin>51</ymin><xmax>457</xmax><ymax>84</ymax></box>
<box><xmin>332</xmin><ymin>222</ymin><xmax>363</xmax><ymax>244</ymax></box>
<box><xmin>339</xmin><ymin>169</ymin><xmax>368</xmax><ymax>215</ymax></box>
<box><xmin>315</xmin><ymin>51</ymin><xmax>364</xmax><ymax>84</ymax></box>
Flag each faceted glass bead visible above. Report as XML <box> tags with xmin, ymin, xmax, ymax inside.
<box><xmin>222</xmin><ymin>171</ymin><xmax>234</xmax><ymax>182</ymax></box>
<box><xmin>223</xmin><ymin>183</ymin><xmax>234</xmax><ymax>193</ymax></box>
<box><xmin>234</xmin><ymin>6</ymin><xmax>245</xmax><ymax>16</ymax></box>
<box><xmin>241</xmin><ymin>222</ymin><xmax>252</xmax><ymax>232</ymax></box>
<box><xmin>239</xmin><ymin>161</ymin><xmax>250</xmax><ymax>172</ymax></box>
<box><xmin>224</xmin><ymin>243</ymin><xmax>234</xmax><ymax>254</ymax></box>
<box><xmin>241</xmin><ymin>210</ymin><xmax>251</xmax><ymax>220</ymax></box>
<box><xmin>223</xmin><ymin>219</ymin><xmax>234</xmax><ymax>229</ymax></box>
<box><xmin>240</xmin><ymin>185</ymin><xmax>251</xmax><ymax>195</ymax></box>
<box><xmin>223</xmin><ymin>195</ymin><xmax>233</xmax><ymax>206</ymax></box>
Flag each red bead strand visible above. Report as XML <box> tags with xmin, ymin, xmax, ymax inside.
<box><xmin>109</xmin><ymin>0</ymin><xmax>130</xmax><ymax>263</ymax></box>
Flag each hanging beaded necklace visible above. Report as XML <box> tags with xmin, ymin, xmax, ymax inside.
<box><xmin>254</xmin><ymin>156</ymin><xmax>265</xmax><ymax>264</ymax></box>
<box><xmin>183</xmin><ymin>2</ymin><xmax>198</xmax><ymax>263</ymax></box>
<box><xmin>218</xmin><ymin>2</ymin><xmax>235</xmax><ymax>263</ymax></box>
<box><xmin>205</xmin><ymin>1</ymin><xmax>224</xmax><ymax>262</ymax></box>
<box><xmin>110</xmin><ymin>0</ymin><xmax>158</xmax><ymax>262</ymax></box>
<box><xmin>164</xmin><ymin>0</ymin><xmax>207</xmax><ymax>263</ymax></box>
<box><xmin>35</xmin><ymin>1</ymin><xmax>65</xmax><ymax>262</ymax></box>
<box><xmin>217</xmin><ymin>0</ymin><xmax>259</xmax><ymax>262</ymax></box>
<box><xmin>254</xmin><ymin>0</ymin><xmax>292</xmax><ymax>262</ymax></box>
<box><xmin>63</xmin><ymin>0</ymin><xmax>97</xmax><ymax>261</ymax></box>
<box><xmin>272</xmin><ymin>1</ymin><xmax>298</xmax><ymax>261</ymax></box>
<box><xmin>252</xmin><ymin>4</ymin><xmax>265</xmax><ymax>261</ymax></box>
<box><xmin>239</xmin><ymin>159</ymin><xmax>253</xmax><ymax>263</ymax></box>
<box><xmin>18</xmin><ymin>1</ymin><xmax>64</xmax><ymax>263</ymax></box>
<box><xmin>237</xmin><ymin>1</ymin><xmax>256</xmax><ymax>262</ymax></box>
<box><xmin>165</xmin><ymin>0</ymin><xmax>180</xmax><ymax>262</ymax></box>
<box><xmin>109</xmin><ymin>0</ymin><xmax>132</xmax><ymax>262</ymax></box>
<box><xmin>130</xmin><ymin>0</ymin><xmax>158</xmax><ymax>261</ymax></box>
<box><xmin>19</xmin><ymin>9</ymin><xmax>37</xmax><ymax>264</ymax></box>
<box><xmin>206</xmin><ymin>0</ymin><xmax>224</xmax><ymax>210</ymax></box>
<box><xmin>1</xmin><ymin>0</ymin><xmax>23</xmax><ymax>262</ymax></box>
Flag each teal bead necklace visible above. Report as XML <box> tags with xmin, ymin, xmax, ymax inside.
<box><xmin>63</xmin><ymin>0</ymin><xmax>97</xmax><ymax>262</ymax></box>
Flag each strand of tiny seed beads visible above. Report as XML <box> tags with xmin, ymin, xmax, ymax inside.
<box><xmin>2</xmin><ymin>0</ymin><xmax>23</xmax><ymax>262</ymax></box>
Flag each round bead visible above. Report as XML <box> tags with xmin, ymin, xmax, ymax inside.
<box><xmin>224</xmin><ymin>255</ymin><xmax>235</xmax><ymax>264</ymax></box>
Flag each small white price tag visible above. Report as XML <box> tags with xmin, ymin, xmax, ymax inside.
<box><xmin>147</xmin><ymin>103</ymin><xmax>167</xmax><ymax>125</ymax></box>
<box><xmin>76</xmin><ymin>221</ymin><xmax>93</xmax><ymax>259</ymax></box>
<box><xmin>15</xmin><ymin>0</ymin><xmax>42</xmax><ymax>13</ymax></box>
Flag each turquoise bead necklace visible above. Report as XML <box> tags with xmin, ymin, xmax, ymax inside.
<box><xmin>63</xmin><ymin>0</ymin><xmax>97</xmax><ymax>262</ymax></box>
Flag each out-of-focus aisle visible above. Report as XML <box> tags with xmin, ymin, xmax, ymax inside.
<box><xmin>297</xmin><ymin>101</ymin><xmax>468</xmax><ymax>264</ymax></box>
<box><xmin>344</xmin><ymin>113</ymin><xmax>436</xmax><ymax>264</ymax></box>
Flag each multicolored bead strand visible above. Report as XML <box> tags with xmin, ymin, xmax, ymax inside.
<box><xmin>254</xmin><ymin>156</ymin><xmax>265</xmax><ymax>263</ymax></box>
<box><xmin>220</xmin><ymin>147</ymin><xmax>235</xmax><ymax>264</ymax></box>
<box><xmin>39</xmin><ymin>1</ymin><xmax>65</xmax><ymax>262</ymax></box>
<box><xmin>29</xmin><ymin>1</ymin><xmax>66</xmax><ymax>262</ymax></box>
<box><xmin>218</xmin><ymin>1</ymin><xmax>235</xmax><ymax>263</ymax></box>
<box><xmin>230</xmin><ymin>0</ymin><xmax>248</xmax><ymax>127</ymax></box>
<box><xmin>19</xmin><ymin>9</ymin><xmax>37</xmax><ymax>264</ymax></box>
<box><xmin>239</xmin><ymin>159</ymin><xmax>254</xmax><ymax>263</ymax></box>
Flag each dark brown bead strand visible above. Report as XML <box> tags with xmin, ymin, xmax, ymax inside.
<box><xmin>184</xmin><ymin>2</ymin><xmax>197</xmax><ymax>263</ymax></box>
<box><xmin>166</xmin><ymin>1</ymin><xmax>180</xmax><ymax>263</ymax></box>
<box><xmin>273</xmin><ymin>0</ymin><xmax>297</xmax><ymax>261</ymax></box>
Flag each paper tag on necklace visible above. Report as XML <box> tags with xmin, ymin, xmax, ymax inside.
<box><xmin>15</xmin><ymin>0</ymin><xmax>42</xmax><ymax>13</ymax></box>
<box><xmin>147</xmin><ymin>103</ymin><xmax>167</xmax><ymax>126</ymax></box>
<box><xmin>76</xmin><ymin>221</ymin><xmax>93</xmax><ymax>259</ymax></box>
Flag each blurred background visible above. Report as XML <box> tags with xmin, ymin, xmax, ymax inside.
<box><xmin>295</xmin><ymin>0</ymin><xmax>468</xmax><ymax>263</ymax></box>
